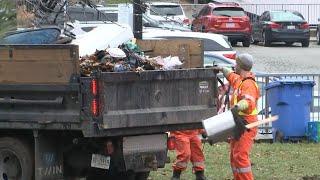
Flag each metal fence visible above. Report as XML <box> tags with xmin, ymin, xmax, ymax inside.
<box><xmin>181</xmin><ymin>4</ymin><xmax>320</xmax><ymax>26</ymax></box>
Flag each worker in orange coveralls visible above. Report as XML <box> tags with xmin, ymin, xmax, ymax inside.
<box><xmin>217</xmin><ymin>53</ymin><xmax>260</xmax><ymax>180</ymax></box>
<box><xmin>170</xmin><ymin>129</ymin><xmax>206</xmax><ymax>180</ymax></box>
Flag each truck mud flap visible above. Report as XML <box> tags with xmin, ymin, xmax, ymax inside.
<box><xmin>122</xmin><ymin>134</ymin><xmax>167</xmax><ymax>172</ymax></box>
<box><xmin>34</xmin><ymin>131</ymin><xmax>64</xmax><ymax>180</ymax></box>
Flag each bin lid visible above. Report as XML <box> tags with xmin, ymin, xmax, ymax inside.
<box><xmin>265</xmin><ymin>78</ymin><xmax>315</xmax><ymax>90</ymax></box>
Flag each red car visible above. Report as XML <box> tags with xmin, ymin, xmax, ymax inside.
<box><xmin>191</xmin><ymin>2</ymin><xmax>252</xmax><ymax>47</ymax></box>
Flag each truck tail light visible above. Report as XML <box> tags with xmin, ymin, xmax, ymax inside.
<box><xmin>91</xmin><ymin>79</ymin><xmax>98</xmax><ymax>96</ymax></box>
<box><xmin>91</xmin><ymin>79</ymin><xmax>99</xmax><ymax>117</ymax></box>
<box><xmin>91</xmin><ymin>99</ymin><xmax>99</xmax><ymax>117</ymax></box>
<box><xmin>167</xmin><ymin>136</ymin><xmax>176</xmax><ymax>150</ymax></box>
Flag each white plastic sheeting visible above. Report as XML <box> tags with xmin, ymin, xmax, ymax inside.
<box><xmin>70</xmin><ymin>22</ymin><xmax>134</xmax><ymax>57</ymax></box>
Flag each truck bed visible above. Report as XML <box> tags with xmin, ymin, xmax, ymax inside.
<box><xmin>0</xmin><ymin>43</ymin><xmax>217</xmax><ymax>137</ymax></box>
<box><xmin>81</xmin><ymin>69</ymin><xmax>217</xmax><ymax>137</ymax></box>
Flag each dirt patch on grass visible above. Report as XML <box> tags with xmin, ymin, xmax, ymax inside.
<box><xmin>302</xmin><ymin>175</ymin><xmax>320</xmax><ymax>180</ymax></box>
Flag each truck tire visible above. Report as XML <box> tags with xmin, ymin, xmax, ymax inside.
<box><xmin>0</xmin><ymin>137</ymin><xmax>33</xmax><ymax>180</ymax></box>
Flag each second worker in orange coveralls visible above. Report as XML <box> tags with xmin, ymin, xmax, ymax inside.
<box><xmin>170</xmin><ymin>129</ymin><xmax>206</xmax><ymax>180</ymax></box>
<box><xmin>217</xmin><ymin>53</ymin><xmax>260</xmax><ymax>180</ymax></box>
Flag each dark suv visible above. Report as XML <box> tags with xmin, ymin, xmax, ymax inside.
<box><xmin>191</xmin><ymin>2</ymin><xmax>252</xmax><ymax>47</ymax></box>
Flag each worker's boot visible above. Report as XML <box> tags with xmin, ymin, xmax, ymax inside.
<box><xmin>195</xmin><ymin>171</ymin><xmax>206</xmax><ymax>180</ymax></box>
<box><xmin>171</xmin><ymin>170</ymin><xmax>181</xmax><ymax>180</ymax></box>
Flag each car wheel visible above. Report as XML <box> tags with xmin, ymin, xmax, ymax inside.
<box><xmin>262</xmin><ymin>31</ymin><xmax>271</xmax><ymax>47</ymax></box>
<box><xmin>242</xmin><ymin>38</ymin><xmax>250</xmax><ymax>47</ymax></box>
<box><xmin>0</xmin><ymin>137</ymin><xmax>33</xmax><ymax>180</ymax></box>
<box><xmin>231</xmin><ymin>41</ymin><xmax>237</xmax><ymax>46</ymax></box>
<box><xmin>317</xmin><ymin>29</ymin><xmax>320</xmax><ymax>45</ymax></box>
<box><xmin>302</xmin><ymin>40</ymin><xmax>309</xmax><ymax>47</ymax></box>
<box><xmin>251</xmin><ymin>35</ymin><xmax>258</xmax><ymax>44</ymax></box>
<box><xmin>201</xmin><ymin>26</ymin><xmax>206</xmax><ymax>32</ymax></box>
<box><xmin>285</xmin><ymin>42</ymin><xmax>294</xmax><ymax>46</ymax></box>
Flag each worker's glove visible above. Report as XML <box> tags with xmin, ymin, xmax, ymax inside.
<box><xmin>231</xmin><ymin>106</ymin><xmax>249</xmax><ymax>140</ymax></box>
<box><xmin>212</xmin><ymin>67</ymin><xmax>222</xmax><ymax>73</ymax></box>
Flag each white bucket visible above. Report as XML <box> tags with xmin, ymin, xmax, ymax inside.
<box><xmin>202</xmin><ymin>110</ymin><xmax>236</xmax><ymax>144</ymax></box>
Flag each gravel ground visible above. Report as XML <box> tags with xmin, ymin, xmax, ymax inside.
<box><xmin>233</xmin><ymin>41</ymin><xmax>320</xmax><ymax>74</ymax></box>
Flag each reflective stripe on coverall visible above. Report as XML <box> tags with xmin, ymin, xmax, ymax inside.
<box><xmin>228</xmin><ymin>72</ymin><xmax>260</xmax><ymax>180</ymax></box>
<box><xmin>171</xmin><ymin>130</ymin><xmax>205</xmax><ymax>172</ymax></box>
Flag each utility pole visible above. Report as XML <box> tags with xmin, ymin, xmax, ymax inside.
<box><xmin>133</xmin><ymin>0</ymin><xmax>142</xmax><ymax>39</ymax></box>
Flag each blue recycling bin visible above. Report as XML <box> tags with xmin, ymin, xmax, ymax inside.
<box><xmin>265</xmin><ymin>79</ymin><xmax>315</xmax><ymax>141</ymax></box>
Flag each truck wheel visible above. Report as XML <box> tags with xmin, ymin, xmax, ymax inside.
<box><xmin>0</xmin><ymin>137</ymin><xmax>33</xmax><ymax>180</ymax></box>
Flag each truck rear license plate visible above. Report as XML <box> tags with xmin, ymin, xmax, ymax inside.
<box><xmin>226</xmin><ymin>23</ymin><xmax>235</xmax><ymax>28</ymax></box>
<box><xmin>91</xmin><ymin>154</ymin><xmax>110</xmax><ymax>169</ymax></box>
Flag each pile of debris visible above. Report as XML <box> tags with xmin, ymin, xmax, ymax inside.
<box><xmin>79</xmin><ymin>40</ymin><xmax>183</xmax><ymax>76</ymax></box>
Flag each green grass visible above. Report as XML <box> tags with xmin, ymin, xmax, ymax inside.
<box><xmin>149</xmin><ymin>142</ymin><xmax>320</xmax><ymax>180</ymax></box>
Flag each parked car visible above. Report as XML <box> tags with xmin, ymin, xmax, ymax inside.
<box><xmin>143</xmin><ymin>29</ymin><xmax>237</xmax><ymax>59</ymax></box>
<box><xmin>145</xmin><ymin>2</ymin><xmax>190</xmax><ymax>26</ymax></box>
<box><xmin>191</xmin><ymin>2</ymin><xmax>252</xmax><ymax>47</ymax></box>
<box><xmin>252</xmin><ymin>10</ymin><xmax>310</xmax><ymax>47</ymax></box>
<box><xmin>142</xmin><ymin>14</ymin><xmax>191</xmax><ymax>31</ymax></box>
<box><xmin>204</xmin><ymin>52</ymin><xmax>235</xmax><ymax>68</ymax></box>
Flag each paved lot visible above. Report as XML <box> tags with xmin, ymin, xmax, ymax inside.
<box><xmin>233</xmin><ymin>42</ymin><xmax>320</xmax><ymax>74</ymax></box>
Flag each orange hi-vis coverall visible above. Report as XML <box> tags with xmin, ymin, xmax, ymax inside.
<box><xmin>171</xmin><ymin>130</ymin><xmax>205</xmax><ymax>172</ymax></box>
<box><xmin>227</xmin><ymin>71</ymin><xmax>260</xmax><ymax>180</ymax></box>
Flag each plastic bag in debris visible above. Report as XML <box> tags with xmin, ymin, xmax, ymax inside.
<box><xmin>124</xmin><ymin>40</ymin><xmax>144</xmax><ymax>56</ymax></box>
<box><xmin>163</xmin><ymin>56</ymin><xmax>183</xmax><ymax>70</ymax></box>
<box><xmin>107</xmin><ymin>48</ymin><xmax>127</xmax><ymax>58</ymax></box>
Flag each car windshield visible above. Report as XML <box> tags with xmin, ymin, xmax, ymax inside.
<box><xmin>150</xmin><ymin>5</ymin><xmax>183</xmax><ymax>16</ymax></box>
<box><xmin>202</xmin><ymin>38</ymin><xmax>233</xmax><ymax>51</ymax></box>
<box><xmin>271</xmin><ymin>11</ymin><xmax>304</xmax><ymax>21</ymax></box>
<box><xmin>212</xmin><ymin>7</ymin><xmax>245</xmax><ymax>17</ymax></box>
